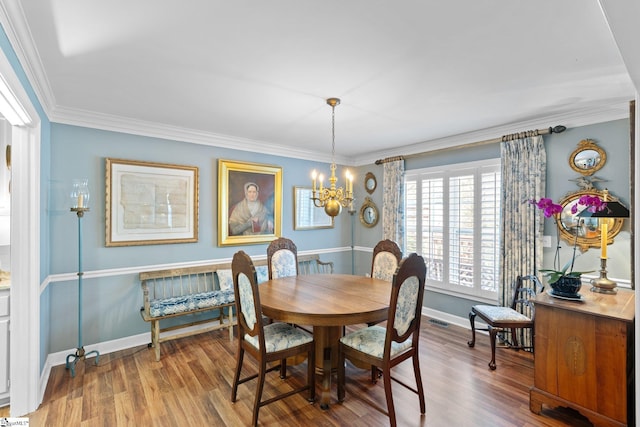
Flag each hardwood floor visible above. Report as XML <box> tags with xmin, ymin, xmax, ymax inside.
<box><xmin>16</xmin><ymin>318</ymin><xmax>595</xmax><ymax>426</ymax></box>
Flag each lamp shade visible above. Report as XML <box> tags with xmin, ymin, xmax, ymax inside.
<box><xmin>70</xmin><ymin>178</ymin><xmax>90</xmax><ymax>209</ymax></box>
<box><xmin>576</xmin><ymin>200</ymin><xmax>629</xmax><ymax>218</ymax></box>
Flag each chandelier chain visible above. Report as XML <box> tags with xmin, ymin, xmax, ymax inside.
<box><xmin>310</xmin><ymin>97</ymin><xmax>353</xmax><ymax>217</ymax></box>
<box><xmin>331</xmin><ymin>104</ymin><xmax>336</xmax><ymax>164</ymax></box>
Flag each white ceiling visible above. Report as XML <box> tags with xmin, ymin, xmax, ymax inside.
<box><xmin>0</xmin><ymin>1</ymin><xmax>637</xmax><ymax>165</ymax></box>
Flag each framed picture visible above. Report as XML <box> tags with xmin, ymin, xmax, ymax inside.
<box><xmin>218</xmin><ymin>159</ymin><xmax>282</xmax><ymax>246</ymax></box>
<box><xmin>293</xmin><ymin>187</ymin><xmax>334</xmax><ymax>230</ymax></box>
<box><xmin>105</xmin><ymin>158</ymin><xmax>199</xmax><ymax>247</ymax></box>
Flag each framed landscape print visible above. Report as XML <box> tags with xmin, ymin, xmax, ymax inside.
<box><xmin>105</xmin><ymin>158</ymin><xmax>199</xmax><ymax>246</ymax></box>
<box><xmin>218</xmin><ymin>159</ymin><xmax>282</xmax><ymax>246</ymax></box>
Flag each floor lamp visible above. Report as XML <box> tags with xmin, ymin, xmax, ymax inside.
<box><xmin>66</xmin><ymin>179</ymin><xmax>99</xmax><ymax>377</ymax></box>
<box><xmin>349</xmin><ymin>201</ymin><xmax>356</xmax><ymax>275</ymax></box>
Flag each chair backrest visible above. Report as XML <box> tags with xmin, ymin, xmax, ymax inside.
<box><xmin>267</xmin><ymin>237</ymin><xmax>298</xmax><ymax>279</ymax></box>
<box><xmin>232</xmin><ymin>251</ymin><xmax>265</xmax><ymax>346</ymax></box>
<box><xmin>371</xmin><ymin>239</ymin><xmax>402</xmax><ymax>281</ymax></box>
<box><xmin>511</xmin><ymin>274</ymin><xmax>544</xmax><ymax>319</ymax></box>
<box><xmin>385</xmin><ymin>253</ymin><xmax>426</xmax><ymax>351</ymax></box>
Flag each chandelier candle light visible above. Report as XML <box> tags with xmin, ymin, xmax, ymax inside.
<box><xmin>311</xmin><ymin>98</ymin><xmax>354</xmax><ymax>217</ymax></box>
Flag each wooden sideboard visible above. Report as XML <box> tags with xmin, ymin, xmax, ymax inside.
<box><xmin>529</xmin><ymin>287</ymin><xmax>635</xmax><ymax>427</ymax></box>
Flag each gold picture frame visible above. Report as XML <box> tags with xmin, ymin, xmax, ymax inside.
<box><xmin>218</xmin><ymin>159</ymin><xmax>282</xmax><ymax>246</ymax></box>
<box><xmin>105</xmin><ymin>158</ymin><xmax>199</xmax><ymax>247</ymax></box>
<box><xmin>568</xmin><ymin>139</ymin><xmax>606</xmax><ymax>176</ymax></box>
<box><xmin>293</xmin><ymin>186</ymin><xmax>334</xmax><ymax>230</ymax></box>
<box><xmin>556</xmin><ymin>189</ymin><xmax>625</xmax><ymax>251</ymax></box>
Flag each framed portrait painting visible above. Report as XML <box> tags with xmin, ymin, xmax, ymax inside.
<box><xmin>218</xmin><ymin>159</ymin><xmax>282</xmax><ymax>246</ymax></box>
<box><xmin>105</xmin><ymin>158</ymin><xmax>199</xmax><ymax>246</ymax></box>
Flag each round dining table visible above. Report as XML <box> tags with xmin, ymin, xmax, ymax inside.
<box><xmin>259</xmin><ymin>273</ymin><xmax>392</xmax><ymax>409</ymax></box>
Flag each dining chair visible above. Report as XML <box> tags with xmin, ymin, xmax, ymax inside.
<box><xmin>467</xmin><ymin>274</ymin><xmax>543</xmax><ymax>370</ymax></box>
<box><xmin>338</xmin><ymin>253</ymin><xmax>427</xmax><ymax>427</ymax></box>
<box><xmin>230</xmin><ymin>250</ymin><xmax>316</xmax><ymax>427</ymax></box>
<box><xmin>267</xmin><ymin>237</ymin><xmax>298</xmax><ymax>279</ymax></box>
<box><xmin>371</xmin><ymin>239</ymin><xmax>402</xmax><ymax>282</ymax></box>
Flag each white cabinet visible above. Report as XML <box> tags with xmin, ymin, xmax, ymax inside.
<box><xmin>0</xmin><ymin>288</ymin><xmax>9</xmax><ymax>400</ymax></box>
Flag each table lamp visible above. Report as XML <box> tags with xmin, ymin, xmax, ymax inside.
<box><xmin>577</xmin><ymin>196</ymin><xmax>630</xmax><ymax>294</ymax></box>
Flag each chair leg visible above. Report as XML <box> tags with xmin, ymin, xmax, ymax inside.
<box><xmin>280</xmin><ymin>358</ymin><xmax>287</xmax><ymax>379</ymax></box>
<box><xmin>488</xmin><ymin>326</ymin><xmax>498</xmax><ymax>370</ymax></box>
<box><xmin>307</xmin><ymin>348</ymin><xmax>316</xmax><ymax>402</ymax></box>
<box><xmin>467</xmin><ymin>311</ymin><xmax>476</xmax><ymax>347</ymax></box>
<box><xmin>231</xmin><ymin>347</ymin><xmax>244</xmax><ymax>402</ymax></box>
<box><xmin>252</xmin><ymin>360</ymin><xmax>267</xmax><ymax>427</ymax></box>
<box><xmin>412</xmin><ymin>352</ymin><xmax>426</xmax><ymax>414</ymax></box>
<box><xmin>510</xmin><ymin>328</ymin><xmax>519</xmax><ymax>348</ymax></box>
<box><xmin>382</xmin><ymin>365</ymin><xmax>397</xmax><ymax>427</ymax></box>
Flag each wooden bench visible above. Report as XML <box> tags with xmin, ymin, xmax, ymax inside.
<box><xmin>139</xmin><ymin>254</ymin><xmax>333</xmax><ymax>361</ymax></box>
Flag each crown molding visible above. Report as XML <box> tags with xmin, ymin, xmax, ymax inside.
<box><xmin>50</xmin><ymin>105</ymin><xmax>343</xmax><ymax>164</ymax></box>
<box><xmin>0</xmin><ymin>1</ymin><xmax>56</xmax><ymax>114</ymax></box>
<box><xmin>353</xmin><ymin>99</ymin><xmax>631</xmax><ymax>166</ymax></box>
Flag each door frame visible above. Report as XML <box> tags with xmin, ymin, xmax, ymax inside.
<box><xmin>0</xmin><ymin>46</ymin><xmax>41</xmax><ymax>416</ymax></box>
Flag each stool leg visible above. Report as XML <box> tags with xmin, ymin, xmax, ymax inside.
<box><xmin>467</xmin><ymin>311</ymin><xmax>476</xmax><ymax>347</ymax></box>
<box><xmin>488</xmin><ymin>326</ymin><xmax>498</xmax><ymax>370</ymax></box>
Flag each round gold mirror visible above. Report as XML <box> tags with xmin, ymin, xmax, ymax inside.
<box><xmin>364</xmin><ymin>172</ymin><xmax>377</xmax><ymax>194</ymax></box>
<box><xmin>569</xmin><ymin>139</ymin><xmax>606</xmax><ymax>176</ymax></box>
<box><xmin>359</xmin><ymin>196</ymin><xmax>379</xmax><ymax>228</ymax></box>
<box><xmin>556</xmin><ymin>189</ymin><xmax>625</xmax><ymax>251</ymax></box>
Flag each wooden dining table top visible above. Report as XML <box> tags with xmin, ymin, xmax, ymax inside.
<box><xmin>259</xmin><ymin>274</ymin><xmax>392</xmax><ymax>327</ymax></box>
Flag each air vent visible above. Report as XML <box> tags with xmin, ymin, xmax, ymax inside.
<box><xmin>428</xmin><ymin>318</ymin><xmax>449</xmax><ymax>328</ymax></box>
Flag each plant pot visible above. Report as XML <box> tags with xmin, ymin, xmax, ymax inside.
<box><xmin>550</xmin><ymin>276</ymin><xmax>582</xmax><ymax>297</ymax></box>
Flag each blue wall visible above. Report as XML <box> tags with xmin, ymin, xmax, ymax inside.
<box><xmin>46</xmin><ymin>124</ymin><xmax>356</xmax><ymax>351</ymax></box>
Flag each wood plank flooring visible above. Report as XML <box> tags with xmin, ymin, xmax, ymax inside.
<box><xmin>13</xmin><ymin>318</ymin><xmax>596</xmax><ymax>426</ymax></box>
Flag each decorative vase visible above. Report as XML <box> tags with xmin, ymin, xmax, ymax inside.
<box><xmin>550</xmin><ymin>275</ymin><xmax>582</xmax><ymax>297</ymax></box>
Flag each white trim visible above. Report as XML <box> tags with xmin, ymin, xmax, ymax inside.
<box><xmin>40</xmin><ymin>247</ymin><xmax>353</xmax><ymax>292</ymax></box>
<box><xmin>0</xmin><ymin>2</ymin><xmax>55</xmax><ymax>114</ymax></box>
<box><xmin>9</xmin><ymin>122</ymin><xmax>40</xmax><ymax>417</ymax></box>
<box><xmin>0</xmin><ymin>26</ymin><xmax>42</xmax><ymax>415</ymax></box>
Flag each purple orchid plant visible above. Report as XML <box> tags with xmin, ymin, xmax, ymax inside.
<box><xmin>530</xmin><ymin>194</ymin><xmax>607</xmax><ymax>284</ymax></box>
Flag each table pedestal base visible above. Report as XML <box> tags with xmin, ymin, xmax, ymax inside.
<box><xmin>313</xmin><ymin>325</ymin><xmax>341</xmax><ymax>409</ymax></box>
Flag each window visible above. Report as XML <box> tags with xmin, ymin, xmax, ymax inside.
<box><xmin>405</xmin><ymin>159</ymin><xmax>501</xmax><ymax>300</ymax></box>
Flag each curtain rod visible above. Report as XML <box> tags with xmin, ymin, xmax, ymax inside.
<box><xmin>375</xmin><ymin>125</ymin><xmax>566</xmax><ymax>165</ymax></box>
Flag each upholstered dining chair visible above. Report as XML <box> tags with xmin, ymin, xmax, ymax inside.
<box><xmin>267</xmin><ymin>237</ymin><xmax>298</xmax><ymax>279</ymax></box>
<box><xmin>371</xmin><ymin>239</ymin><xmax>402</xmax><ymax>282</ymax></box>
<box><xmin>467</xmin><ymin>274</ymin><xmax>543</xmax><ymax>370</ymax></box>
<box><xmin>230</xmin><ymin>251</ymin><xmax>315</xmax><ymax>427</ymax></box>
<box><xmin>338</xmin><ymin>253</ymin><xmax>427</xmax><ymax>427</ymax></box>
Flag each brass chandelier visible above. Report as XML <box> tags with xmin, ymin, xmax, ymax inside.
<box><xmin>311</xmin><ymin>98</ymin><xmax>354</xmax><ymax>217</ymax></box>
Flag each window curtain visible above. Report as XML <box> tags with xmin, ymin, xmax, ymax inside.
<box><xmin>499</xmin><ymin>135</ymin><xmax>545</xmax><ymax>347</ymax></box>
<box><xmin>382</xmin><ymin>159</ymin><xmax>405</xmax><ymax>251</ymax></box>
